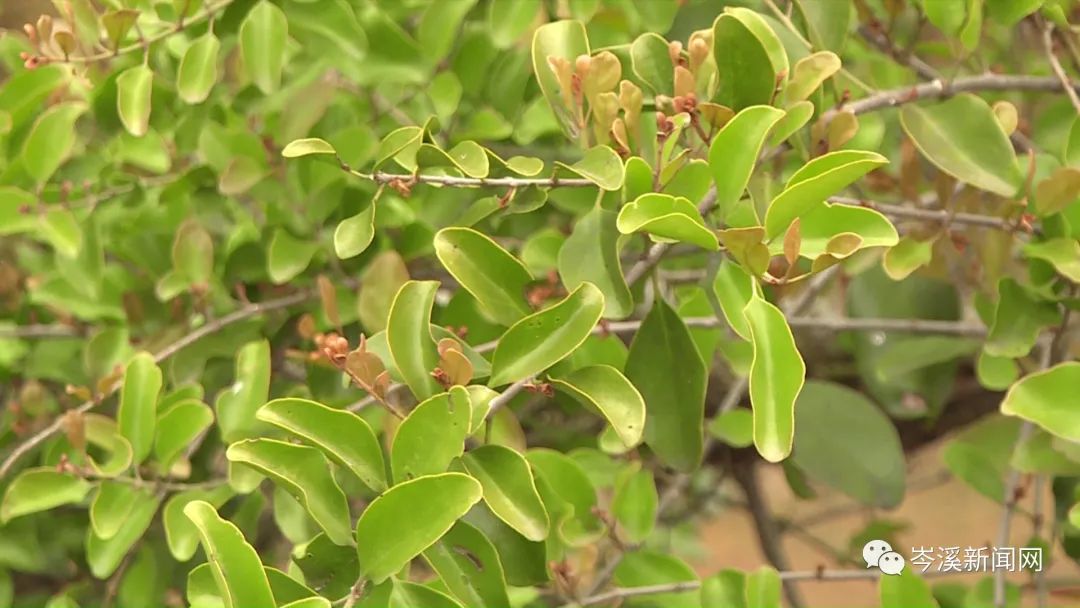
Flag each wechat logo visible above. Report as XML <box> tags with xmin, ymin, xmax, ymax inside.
<box><xmin>863</xmin><ymin>540</ymin><xmax>905</xmax><ymax>575</ymax></box>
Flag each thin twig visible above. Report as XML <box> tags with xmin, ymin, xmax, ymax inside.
<box><xmin>827</xmin><ymin>74</ymin><xmax>1079</xmax><ymax>120</ymax></box>
<box><xmin>1043</xmin><ymin>22</ymin><xmax>1080</xmax><ymax>115</ymax></box>
<box><xmin>829</xmin><ymin>196</ymin><xmax>1025</xmax><ymax>232</ymax></box>
<box><xmin>0</xmin><ymin>289</ymin><xmax>316</xmax><ymax>479</ymax></box>
<box><xmin>858</xmin><ymin>25</ymin><xmax>941</xmax><ymax>81</ymax></box>
<box><xmin>0</xmin><ymin>324</ymin><xmax>84</xmax><ymax>339</ymax></box>
<box><xmin>734</xmin><ymin>462</ymin><xmax>805</xmax><ymax>608</ymax></box>
<box><xmin>350</xmin><ymin>170</ymin><xmax>595</xmax><ymax>189</ymax></box>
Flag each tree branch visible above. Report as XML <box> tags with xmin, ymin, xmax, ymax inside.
<box><xmin>349</xmin><ymin>170</ymin><xmax>595</xmax><ymax>189</ymax></box>
<box><xmin>1042</xmin><ymin>22</ymin><xmax>1080</xmax><ymax>115</ymax></box>
<box><xmin>830</xmin><ymin>196</ymin><xmax>1027</xmax><ymax>232</ymax></box>
<box><xmin>733</xmin><ymin>462</ymin><xmax>805</xmax><ymax>608</ymax></box>
<box><xmin>0</xmin><ymin>288</ymin><xmax>316</xmax><ymax>479</ymax></box>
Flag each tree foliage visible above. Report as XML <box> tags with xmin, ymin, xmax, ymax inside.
<box><xmin>0</xmin><ymin>0</ymin><xmax>1078</xmax><ymax>607</ymax></box>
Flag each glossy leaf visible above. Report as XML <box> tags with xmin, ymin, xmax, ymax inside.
<box><xmin>87</xmin><ymin>491</ymin><xmax>160</xmax><ymax>579</ymax></box>
<box><xmin>617</xmin><ymin>193</ymin><xmax>720</xmax><ymax>250</ymax></box>
<box><xmin>630</xmin><ymin>33</ymin><xmax>674</xmax><ymax>95</ymax></box>
<box><xmin>90</xmin><ymin>481</ymin><xmax>146</xmax><ymax>540</ymax></box>
<box><xmin>713</xmin><ymin>8</ymin><xmax>787</xmax><ymax>110</ymax></box>
<box><xmin>555</xmin><ymin>146</ymin><xmax>625</xmax><ymax>191</ymax></box>
<box><xmin>558</xmin><ymin>206</ymin><xmax>634</xmax><ymax>319</ymax></box>
<box><xmin>489</xmin><ymin>283</ymin><xmax>605</xmax><ymax>387</ymax></box>
<box><xmin>163</xmin><ymin>485</ymin><xmax>234</xmax><ymax>561</ymax></box>
<box><xmin>461</xmin><ymin>445</ymin><xmax>549</xmax><ymax>541</ymax></box>
<box><xmin>116</xmin><ymin>65</ymin><xmax>153</xmax><ymax>137</ymax></box>
<box><xmin>240</xmin><ymin>1</ymin><xmax>289</xmax><ymax>94</ymax></box>
<box><xmin>423</xmin><ymin>521</ymin><xmax>511</xmax><ymax>608</ymax></box>
<box><xmin>880</xmin><ymin>569</ymin><xmax>939</xmax><ymax>608</ymax></box>
<box><xmin>178</xmin><ymin>33</ymin><xmax>220</xmax><ymax>104</ymax></box>
<box><xmin>184</xmin><ymin>500</ymin><xmax>276</xmax><ymax>608</ymax></box>
<box><xmin>283</xmin><ymin>137</ymin><xmax>337</xmax><ymax>159</ymax></box>
<box><xmin>0</xmin><ymin>469</ymin><xmax>91</xmax><ymax>523</ymax></box>
<box><xmin>1024</xmin><ymin>238</ymin><xmax>1080</xmax><ymax>282</ymax></box>
<box><xmin>434</xmin><ymin>228</ymin><xmax>533</xmax><ymax>326</ymax></box>
<box><xmin>23</xmin><ymin>102</ymin><xmax>85</xmax><ymax>183</ymax></box>
<box><xmin>226</xmin><ymin>439</ymin><xmax>353</xmax><ymax>546</ymax></box>
<box><xmin>900</xmin><ymin>94</ymin><xmax>1023</xmax><ymax>197</ymax></box>
<box><xmin>625</xmin><ymin>297</ymin><xmax>706</xmax><ymax>472</ymax></box>
<box><xmin>387</xmin><ymin>280</ymin><xmax>443</xmax><ymax>399</ymax></box>
<box><xmin>1001</xmin><ymin>363</ymin><xmax>1080</xmax><ymax>442</ymax></box>
<box><xmin>764</xmin><ymin>150</ymin><xmax>889</xmax><ymax>238</ymax></box>
<box><xmin>257</xmin><ymin>398</ymin><xmax>387</xmax><ymax>492</ymax></box>
<box><xmin>334</xmin><ymin>200</ymin><xmax>376</xmax><ymax>260</ymax></box>
<box><xmin>709</xmin><ymin>106</ymin><xmax>786</xmax><ymax>219</ymax></box>
<box><xmin>216</xmin><ymin>341</ymin><xmax>271</xmax><ymax>443</ymax></box>
<box><xmin>118</xmin><ymin>352</ymin><xmax>163</xmax><ymax>465</ymax></box>
<box><xmin>154</xmin><ymin>398</ymin><xmax>213</xmax><ymax>471</ymax></box>
<box><xmin>267</xmin><ymin>229</ymin><xmax>317</xmax><ymax>284</ymax></box>
<box><xmin>743</xmin><ymin>295</ymin><xmax>805</xmax><ymax>463</ymax></box>
<box><xmin>390</xmin><ymin>390</ymin><xmax>471</xmax><ymax>482</ymax></box>
<box><xmin>550</xmin><ymin>365</ymin><xmax>645</xmax><ymax>447</ymax></box>
<box><xmin>986</xmin><ymin>278</ymin><xmax>1060</xmax><ymax>358</ymax></box>
<box><xmin>354</xmin><ymin>473</ymin><xmax>482</xmax><ymax>583</ymax></box>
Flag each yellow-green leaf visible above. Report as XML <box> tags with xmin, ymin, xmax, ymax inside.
<box><xmin>743</xmin><ymin>295</ymin><xmax>805</xmax><ymax>462</ymax></box>
<box><xmin>461</xmin><ymin>445</ymin><xmax>549</xmax><ymax>542</ymax></box>
<box><xmin>434</xmin><ymin>228</ymin><xmax>533</xmax><ymax>326</ymax></box>
<box><xmin>387</xmin><ymin>280</ymin><xmax>443</xmax><ymax>399</ymax></box>
<box><xmin>0</xmin><ymin>468</ymin><xmax>91</xmax><ymax>523</ymax></box>
<box><xmin>118</xmin><ymin>352</ymin><xmax>163</xmax><ymax>466</ymax></box>
<box><xmin>116</xmin><ymin>65</ymin><xmax>153</xmax><ymax>137</ymax></box>
<box><xmin>240</xmin><ymin>1</ymin><xmax>288</xmax><ymax>94</ymax></box>
<box><xmin>177</xmin><ymin>33</ymin><xmax>220</xmax><ymax>104</ymax></box>
<box><xmin>184</xmin><ymin>500</ymin><xmax>276</xmax><ymax>608</ymax></box>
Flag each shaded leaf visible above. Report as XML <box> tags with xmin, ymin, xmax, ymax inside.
<box><xmin>240</xmin><ymin>1</ymin><xmax>288</xmax><ymax>94</ymax></box>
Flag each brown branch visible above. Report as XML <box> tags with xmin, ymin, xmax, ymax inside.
<box><xmin>858</xmin><ymin>24</ymin><xmax>941</xmax><ymax>81</ymax></box>
<box><xmin>733</xmin><ymin>462</ymin><xmax>806</xmax><ymax>608</ymax></box>
<box><xmin>829</xmin><ymin>196</ymin><xmax>1026</xmax><ymax>232</ymax></box>
<box><xmin>349</xmin><ymin>170</ymin><xmax>595</xmax><ymax>189</ymax></box>
<box><xmin>1043</xmin><ymin>22</ymin><xmax>1080</xmax><ymax>115</ymax></box>
<box><xmin>0</xmin><ymin>288</ymin><xmax>316</xmax><ymax>479</ymax></box>
<box><xmin>0</xmin><ymin>324</ymin><xmax>84</xmax><ymax>339</ymax></box>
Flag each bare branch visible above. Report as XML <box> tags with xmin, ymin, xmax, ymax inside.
<box><xmin>1042</xmin><ymin>22</ymin><xmax>1080</xmax><ymax>115</ymax></box>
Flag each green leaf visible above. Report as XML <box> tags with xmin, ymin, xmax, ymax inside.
<box><xmin>880</xmin><ymin>569</ymin><xmax>939</xmax><ymax>608</ymax></box>
<box><xmin>418</xmin><ymin>0</ymin><xmax>478</xmax><ymax>62</ymax></box>
<box><xmin>334</xmin><ymin>200</ymin><xmax>376</xmax><ymax>260</ymax></box>
<box><xmin>116</xmin><ymin>65</ymin><xmax>153</xmax><ymax>137</ymax></box>
<box><xmin>550</xmin><ymin>365</ymin><xmax>646</xmax><ymax>447</ymax></box>
<box><xmin>184</xmin><ymin>500</ymin><xmax>276</xmax><ymax>608</ymax></box>
<box><xmin>295</xmin><ymin>533</ymin><xmax>359</xmax><ymax>599</ymax></box>
<box><xmin>423</xmin><ymin>521</ymin><xmax>511</xmax><ymax>608</ymax></box>
<box><xmin>39</xmin><ymin>208</ymin><xmax>81</xmax><ymax>258</ymax></box>
<box><xmin>1001</xmin><ymin>362</ymin><xmax>1080</xmax><ymax>442</ymax></box>
<box><xmin>712</xmin><ymin>260</ymin><xmax>757</xmax><ymax>340</ymax></box>
<box><xmin>461</xmin><ymin>445</ymin><xmax>549</xmax><ymax>542</ymax></box>
<box><xmin>240</xmin><ymin>1</ymin><xmax>288</xmax><ymax>94</ymax></box>
<box><xmin>794</xmin><ymin>0</ymin><xmax>853</xmax><ymax>50</ymax></box>
<box><xmin>0</xmin><ymin>469</ymin><xmax>91</xmax><ymax>523</ymax></box>
<box><xmin>154</xmin><ymin>398</ymin><xmax>213</xmax><ymax>471</ymax></box>
<box><xmin>883</xmin><ymin>237</ymin><xmax>935</xmax><ymax>280</ymax></box>
<box><xmin>872</xmin><ymin>336</ymin><xmax>980</xmax><ymax>382</ymax></box>
<box><xmin>942</xmin><ymin>415</ymin><xmax>1019</xmax><ymax>502</ymax></box>
<box><xmin>355</xmin><ymin>473</ymin><xmax>482</xmax><ymax>583</ymax></box>
<box><xmin>118</xmin><ymin>352</ymin><xmax>163</xmax><ymax>466</ymax></box>
<box><xmin>709</xmin><ymin>409</ymin><xmax>754</xmax><ymax>448</ymax></box>
<box><xmin>373</xmin><ymin>126</ymin><xmax>425</xmax><ymax>171</ymax></box>
<box><xmin>90</xmin><ymin>482</ymin><xmax>149</xmax><ymax>539</ymax></box>
<box><xmin>977</xmin><ymin>350</ymin><xmax>1019</xmax><ymax>390</ymax></box>
<box><xmin>172</xmin><ymin>220</ymin><xmax>213</xmax><ymax>288</ymax></box>
<box><xmin>713</xmin><ymin>8</ymin><xmax>787</xmax><ymax>110</ymax></box>
<box><xmin>531</xmin><ymin>20</ymin><xmax>590</xmax><ymax>137</ymax></box>
<box><xmin>788</xmin><ymin>202</ymin><xmax>898</xmax><ymax>258</ymax></box>
<box><xmin>745</xmin><ymin>567</ymin><xmax>781</xmax><ymax>608</ymax></box>
<box><xmin>701</xmin><ymin>569</ymin><xmax>747</xmax><ymax>608</ymax></box>
<box><xmin>416</xmin><ymin>141</ymin><xmax>490</xmax><ymax>178</ymax></box>
<box><xmin>163</xmin><ymin>485</ymin><xmax>234</xmax><ymax>561</ymax></box>
<box><xmin>1024</xmin><ymin>238</ymin><xmax>1080</xmax><ymax>282</ymax></box>
<box><xmin>900</xmin><ymin>94</ymin><xmax>1023</xmax><ymax>197</ymax></box>
<box><xmin>178</xmin><ymin>33</ymin><xmax>220</xmax><ymax>104</ymax></box>
<box><xmin>611</xmin><ymin>466</ymin><xmax>657</xmax><ymax>543</ymax></box>
<box><xmin>784</xmin><ymin>51</ymin><xmax>841</xmax><ymax>104</ymax></box>
<box><xmin>87</xmin><ymin>490</ymin><xmax>160</xmax><ymax>579</ymax></box>
<box><xmin>489</xmin><ymin>282</ymin><xmax>605</xmax><ymax>386</ymax></box>
<box><xmin>743</xmin><ymin>295</ymin><xmax>805</xmax><ymax>463</ymax></box>
<box><xmin>257</xmin><ymin>398</ymin><xmax>386</xmax><ymax>492</ymax></box>
<box><xmin>986</xmin><ymin>278</ymin><xmax>1060</xmax><ymax>358</ymax></box>
<box><xmin>625</xmin><ymin>297</ymin><xmax>706</xmax><ymax>472</ymax></box>
<box><xmin>267</xmin><ymin>229</ymin><xmax>318</xmax><ymax>284</ymax></box>
<box><xmin>357</xmin><ymin>251</ymin><xmax>410</xmax><ymax>333</ymax></box>
<box><xmin>388</xmin><ymin>581</ymin><xmax>464</xmax><ymax>608</ymax></box>
<box><xmin>387</xmin><ymin>280</ymin><xmax>443</xmax><ymax>400</ymax></box>
<box><xmin>226</xmin><ymin>439</ymin><xmax>353</xmax><ymax>546</ymax></box>
<box><xmin>283</xmin><ymin>138</ymin><xmax>338</xmax><ymax>159</ymax></box>
<box><xmin>617</xmin><ymin>193</ymin><xmax>720</xmax><ymax>250</ymax></box>
<box><xmin>558</xmin><ymin>205</ymin><xmax>634</xmax><ymax>319</ymax></box>
<box><xmin>84</xmin><ymin>415</ymin><xmax>135</xmax><ymax>477</ymax></box>
<box><xmin>614</xmin><ymin>551</ymin><xmax>700</xmax><ymax>608</ymax></box>
<box><xmin>792</xmin><ymin>381</ymin><xmax>905</xmax><ymax>507</ymax></box>
<box><xmin>764</xmin><ymin>150</ymin><xmax>889</xmax><ymax>238</ymax></box>
<box><xmin>434</xmin><ymin>228</ymin><xmax>533</xmax><ymax>326</ymax></box>
<box><xmin>391</xmin><ymin>390</ymin><xmax>471</xmax><ymax>483</ymax></box>
<box><xmin>216</xmin><ymin>340</ymin><xmax>271</xmax><ymax>443</ymax></box>
<box><xmin>22</xmin><ymin>102</ymin><xmax>85</xmax><ymax>183</ymax></box>
<box><xmin>709</xmin><ymin>106</ymin><xmax>786</xmax><ymax>219</ymax></box>
<box><xmin>555</xmin><ymin>146</ymin><xmax>626</xmax><ymax>191</ymax></box>
<box><xmin>631</xmin><ymin>33</ymin><xmax>674</xmax><ymax>95</ymax></box>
